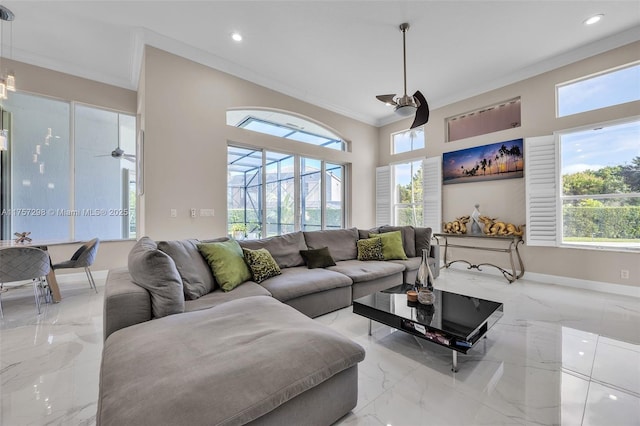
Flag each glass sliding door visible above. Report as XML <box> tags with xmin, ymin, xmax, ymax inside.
<box><xmin>325</xmin><ymin>163</ymin><xmax>344</xmax><ymax>229</ymax></box>
<box><xmin>265</xmin><ymin>152</ymin><xmax>295</xmax><ymax>237</ymax></box>
<box><xmin>228</xmin><ymin>145</ymin><xmax>346</xmax><ymax>237</ymax></box>
<box><xmin>300</xmin><ymin>157</ymin><xmax>322</xmax><ymax>231</ymax></box>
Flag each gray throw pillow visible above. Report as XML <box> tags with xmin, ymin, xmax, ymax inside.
<box><xmin>303</xmin><ymin>228</ymin><xmax>358</xmax><ymax>261</ymax></box>
<box><xmin>414</xmin><ymin>227</ymin><xmax>433</xmax><ymax>259</ymax></box>
<box><xmin>379</xmin><ymin>225</ymin><xmax>417</xmax><ymax>258</ymax></box>
<box><xmin>157</xmin><ymin>239</ymin><xmax>216</xmax><ymax>299</ymax></box>
<box><xmin>239</xmin><ymin>231</ymin><xmax>307</xmax><ymax>268</ymax></box>
<box><xmin>128</xmin><ymin>237</ymin><xmax>185</xmax><ymax>318</ymax></box>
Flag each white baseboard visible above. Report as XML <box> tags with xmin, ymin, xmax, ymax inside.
<box><xmin>443</xmin><ymin>262</ymin><xmax>640</xmax><ymax>298</ymax></box>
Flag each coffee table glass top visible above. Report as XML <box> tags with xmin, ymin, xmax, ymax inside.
<box><xmin>353</xmin><ymin>284</ymin><xmax>503</xmax><ymax>342</ymax></box>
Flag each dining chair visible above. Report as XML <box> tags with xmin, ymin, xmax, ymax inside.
<box><xmin>0</xmin><ymin>247</ymin><xmax>51</xmax><ymax>318</ymax></box>
<box><xmin>52</xmin><ymin>238</ymin><xmax>100</xmax><ymax>293</ymax></box>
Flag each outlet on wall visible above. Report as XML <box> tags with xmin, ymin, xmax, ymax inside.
<box><xmin>620</xmin><ymin>269</ymin><xmax>629</xmax><ymax>279</ymax></box>
<box><xmin>190</xmin><ymin>208</ymin><xmax>196</xmax><ymax>218</ymax></box>
<box><xmin>170</xmin><ymin>209</ymin><xmax>177</xmax><ymax>218</ymax></box>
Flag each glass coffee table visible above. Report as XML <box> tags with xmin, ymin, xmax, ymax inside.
<box><xmin>353</xmin><ymin>284</ymin><xmax>503</xmax><ymax>372</ymax></box>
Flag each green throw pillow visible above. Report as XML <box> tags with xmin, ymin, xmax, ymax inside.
<box><xmin>369</xmin><ymin>231</ymin><xmax>408</xmax><ymax>260</ymax></box>
<box><xmin>299</xmin><ymin>247</ymin><xmax>336</xmax><ymax>269</ymax></box>
<box><xmin>197</xmin><ymin>240</ymin><xmax>251</xmax><ymax>292</ymax></box>
<box><xmin>243</xmin><ymin>247</ymin><xmax>281</xmax><ymax>283</ymax></box>
<box><xmin>357</xmin><ymin>237</ymin><xmax>384</xmax><ymax>261</ymax></box>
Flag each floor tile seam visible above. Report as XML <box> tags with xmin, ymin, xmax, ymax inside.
<box><xmin>588</xmin><ymin>378</ymin><xmax>640</xmax><ymax>398</ymax></box>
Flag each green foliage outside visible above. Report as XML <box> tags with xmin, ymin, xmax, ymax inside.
<box><xmin>562</xmin><ymin>156</ymin><xmax>640</xmax><ymax>242</ymax></box>
<box><xmin>396</xmin><ymin>167</ymin><xmax>423</xmax><ymax>227</ymax></box>
<box><xmin>396</xmin><ymin>207</ymin><xmax>424</xmax><ymax>227</ymax></box>
<box><xmin>563</xmin><ymin>206</ymin><xmax>640</xmax><ymax>239</ymax></box>
<box><xmin>228</xmin><ymin>208</ymin><xmax>343</xmax><ymax>236</ymax></box>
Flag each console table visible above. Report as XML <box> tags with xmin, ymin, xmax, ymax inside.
<box><xmin>433</xmin><ymin>233</ymin><xmax>524</xmax><ymax>283</ymax></box>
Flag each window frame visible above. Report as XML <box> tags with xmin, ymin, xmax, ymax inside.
<box><xmin>391</xmin><ymin>127</ymin><xmax>425</xmax><ymax>155</ymax></box>
<box><xmin>556</xmin><ymin>61</ymin><xmax>640</xmax><ymax>118</ymax></box>
<box><xmin>236</xmin><ymin>116</ymin><xmax>345</xmax><ymax>151</ymax></box>
<box><xmin>0</xmin><ymin>92</ymin><xmax>137</xmax><ymax>241</ymax></box>
<box><xmin>557</xmin><ymin>118</ymin><xmax>640</xmax><ymax>251</ymax></box>
<box><xmin>525</xmin><ymin>117</ymin><xmax>640</xmax><ymax>253</ymax></box>
<box><xmin>390</xmin><ymin>158</ymin><xmax>424</xmax><ymax>227</ymax></box>
<box><xmin>227</xmin><ymin>144</ymin><xmax>347</xmax><ymax>238</ymax></box>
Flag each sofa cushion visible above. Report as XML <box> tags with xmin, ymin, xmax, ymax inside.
<box><xmin>379</xmin><ymin>225</ymin><xmax>417</xmax><ymax>258</ymax></box>
<box><xmin>184</xmin><ymin>282</ymin><xmax>272</xmax><ymax>313</ymax></box>
<box><xmin>389</xmin><ymin>257</ymin><xmax>422</xmax><ymax>272</ymax></box>
<box><xmin>127</xmin><ymin>237</ymin><xmax>185</xmax><ymax>318</ymax></box>
<box><xmin>299</xmin><ymin>246</ymin><xmax>336</xmax><ymax>269</ymax></box>
<box><xmin>157</xmin><ymin>239</ymin><xmax>216</xmax><ymax>299</ymax></box>
<box><xmin>197</xmin><ymin>240</ymin><xmax>252</xmax><ymax>292</ymax></box>
<box><xmin>327</xmin><ymin>259</ymin><xmax>405</xmax><ymax>283</ymax></box>
<box><xmin>414</xmin><ymin>227</ymin><xmax>433</xmax><ymax>259</ymax></box>
<box><xmin>370</xmin><ymin>231</ymin><xmax>408</xmax><ymax>260</ymax></box>
<box><xmin>303</xmin><ymin>228</ymin><xmax>358</xmax><ymax>261</ymax></box>
<box><xmin>97</xmin><ymin>296</ymin><xmax>365</xmax><ymax>426</ymax></box>
<box><xmin>356</xmin><ymin>237</ymin><xmax>384</xmax><ymax>261</ymax></box>
<box><xmin>358</xmin><ymin>228</ymin><xmax>379</xmax><ymax>240</ymax></box>
<box><xmin>242</xmin><ymin>247</ymin><xmax>281</xmax><ymax>283</ymax></box>
<box><xmin>259</xmin><ymin>266</ymin><xmax>351</xmax><ymax>302</ymax></box>
<box><xmin>239</xmin><ymin>231</ymin><xmax>307</xmax><ymax>268</ymax></box>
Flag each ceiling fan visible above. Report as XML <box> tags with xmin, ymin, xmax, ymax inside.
<box><xmin>96</xmin><ymin>146</ymin><xmax>135</xmax><ymax>162</ymax></box>
<box><xmin>96</xmin><ymin>114</ymin><xmax>136</xmax><ymax>162</ymax></box>
<box><xmin>108</xmin><ymin>146</ymin><xmax>135</xmax><ymax>162</ymax></box>
<box><xmin>376</xmin><ymin>23</ymin><xmax>430</xmax><ymax>129</ymax></box>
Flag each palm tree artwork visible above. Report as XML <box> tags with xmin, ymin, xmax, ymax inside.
<box><xmin>442</xmin><ymin>138</ymin><xmax>524</xmax><ymax>185</ymax></box>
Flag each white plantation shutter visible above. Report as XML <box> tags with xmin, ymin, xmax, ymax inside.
<box><xmin>525</xmin><ymin>135</ymin><xmax>558</xmax><ymax>246</ymax></box>
<box><xmin>422</xmin><ymin>156</ymin><xmax>442</xmax><ymax>231</ymax></box>
<box><xmin>376</xmin><ymin>166</ymin><xmax>391</xmax><ymax>227</ymax></box>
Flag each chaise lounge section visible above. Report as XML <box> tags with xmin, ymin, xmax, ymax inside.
<box><xmin>98</xmin><ymin>225</ymin><xmax>438</xmax><ymax>425</ymax></box>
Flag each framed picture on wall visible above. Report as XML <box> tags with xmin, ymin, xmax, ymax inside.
<box><xmin>443</xmin><ymin>138</ymin><xmax>524</xmax><ymax>185</ymax></box>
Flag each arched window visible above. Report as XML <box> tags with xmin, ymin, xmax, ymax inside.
<box><xmin>226</xmin><ymin>108</ymin><xmax>346</xmax><ymax>151</ymax></box>
<box><xmin>226</xmin><ymin>108</ymin><xmax>347</xmax><ymax>238</ymax></box>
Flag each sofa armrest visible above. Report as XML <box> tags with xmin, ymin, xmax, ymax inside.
<box><xmin>103</xmin><ymin>268</ymin><xmax>152</xmax><ymax>341</ymax></box>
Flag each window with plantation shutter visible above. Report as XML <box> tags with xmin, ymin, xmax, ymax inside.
<box><xmin>525</xmin><ymin>135</ymin><xmax>558</xmax><ymax>246</ymax></box>
<box><xmin>422</xmin><ymin>157</ymin><xmax>442</xmax><ymax>231</ymax></box>
<box><xmin>376</xmin><ymin>166</ymin><xmax>391</xmax><ymax>227</ymax></box>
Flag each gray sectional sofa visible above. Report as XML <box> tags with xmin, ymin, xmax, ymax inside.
<box><xmin>98</xmin><ymin>226</ymin><xmax>438</xmax><ymax>425</ymax></box>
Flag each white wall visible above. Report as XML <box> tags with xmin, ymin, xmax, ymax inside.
<box><xmin>378</xmin><ymin>41</ymin><xmax>640</xmax><ymax>288</ymax></box>
<box><xmin>140</xmin><ymin>46</ymin><xmax>378</xmax><ymax>241</ymax></box>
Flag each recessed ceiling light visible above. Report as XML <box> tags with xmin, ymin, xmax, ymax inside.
<box><xmin>231</xmin><ymin>32</ymin><xmax>243</xmax><ymax>42</ymax></box>
<box><xmin>584</xmin><ymin>14</ymin><xmax>604</xmax><ymax>25</ymax></box>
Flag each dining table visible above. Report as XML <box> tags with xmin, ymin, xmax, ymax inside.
<box><xmin>0</xmin><ymin>239</ymin><xmax>80</xmax><ymax>303</ymax></box>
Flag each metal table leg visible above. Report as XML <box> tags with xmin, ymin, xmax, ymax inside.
<box><xmin>452</xmin><ymin>350</ymin><xmax>458</xmax><ymax>372</ymax></box>
<box><xmin>368</xmin><ymin>319</ymin><xmax>372</xmax><ymax>336</ymax></box>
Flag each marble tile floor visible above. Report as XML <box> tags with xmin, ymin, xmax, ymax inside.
<box><xmin>1</xmin><ymin>269</ymin><xmax>639</xmax><ymax>425</ymax></box>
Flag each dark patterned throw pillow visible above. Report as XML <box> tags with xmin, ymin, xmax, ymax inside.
<box><xmin>357</xmin><ymin>237</ymin><xmax>384</xmax><ymax>261</ymax></box>
<box><xmin>242</xmin><ymin>247</ymin><xmax>281</xmax><ymax>283</ymax></box>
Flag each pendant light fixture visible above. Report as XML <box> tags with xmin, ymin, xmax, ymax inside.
<box><xmin>0</xmin><ymin>5</ymin><xmax>16</xmax><ymax>100</ymax></box>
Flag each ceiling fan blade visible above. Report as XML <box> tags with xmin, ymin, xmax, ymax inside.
<box><xmin>376</xmin><ymin>94</ymin><xmax>397</xmax><ymax>106</ymax></box>
<box><xmin>410</xmin><ymin>90</ymin><xmax>430</xmax><ymax>129</ymax></box>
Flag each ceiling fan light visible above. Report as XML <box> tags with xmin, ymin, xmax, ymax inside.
<box><xmin>395</xmin><ymin>104</ymin><xmax>417</xmax><ymax>117</ymax></box>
